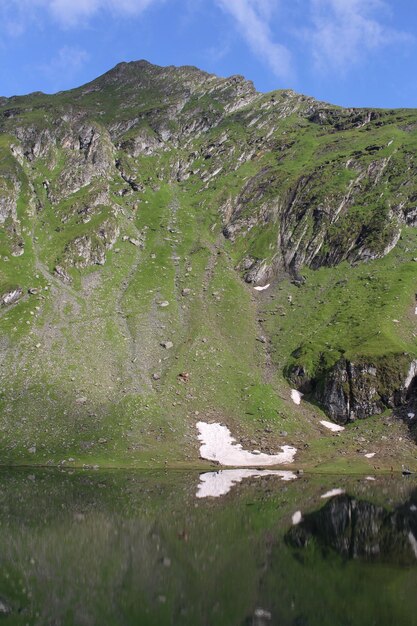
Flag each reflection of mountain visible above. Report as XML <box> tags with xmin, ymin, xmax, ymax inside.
<box><xmin>286</xmin><ymin>492</ymin><xmax>417</xmax><ymax>565</ymax></box>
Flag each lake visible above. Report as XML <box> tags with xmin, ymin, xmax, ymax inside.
<box><xmin>0</xmin><ymin>468</ymin><xmax>416</xmax><ymax>625</ymax></box>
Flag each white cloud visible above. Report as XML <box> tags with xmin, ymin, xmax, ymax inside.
<box><xmin>0</xmin><ymin>0</ymin><xmax>162</xmax><ymax>30</ymax></box>
<box><xmin>309</xmin><ymin>0</ymin><xmax>413</xmax><ymax>72</ymax></box>
<box><xmin>39</xmin><ymin>45</ymin><xmax>89</xmax><ymax>85</ymax></box>
<box><xmin>51</xmin><ymin>45</ymin><xmax>89</xmax><ymax>71</ymax></box>
<box><xmin>47</xmin><ymin>0</ymin><xmax>101</xmax><ymax>25</ymax></box>
<box><xmin>47</xmin><ymin>0</ymin><xmax>163</xmax><ymax>26</ymax></box>
<box><xmin>215</xmin><ymin>0</ymin><xmax>294</xmax><ymax>82</ymax></box>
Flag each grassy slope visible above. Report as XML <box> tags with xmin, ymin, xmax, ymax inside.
<box><xmin>0</xmin><ymin>74</ymin><xmax>416</xmax><ymax>470</ymax></box>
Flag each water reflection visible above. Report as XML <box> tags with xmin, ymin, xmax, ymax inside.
<box><xmin>196</xmin><ymin>469</ymin><xmax>297</xmax><ymax>498</ymax></box>
<box><xmin>286</xmin><ymin>491</ymin><xmax>417</xmax><ymax>565</ymax></box>
<box><xmin>0</xmin><ymin>470</ymin><xmax>416</xmax><ymax>625</ymax></box>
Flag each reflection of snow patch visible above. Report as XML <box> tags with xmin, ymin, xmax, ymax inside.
<box><xmin>254</xmin><ymin>284</ymin><xmax>270</xmax><ymax>291</ymax></box>
<box><xmin>320</xmin><ymin>420</ymin><xmax>345</xmax><ymax>432</ymax></box>
<box><xmin>365</xmin><ymin>452</ymin><xmax>376</xmax><ymax>458</ymax></box>
<box><xmin>196</xmin><ymin>469</ymin><xmax>297</xmax><ymax>498</ymax></box>
<box><xmin>291</xmin><ymin>389</ymin><xmax>302</xmax><ymax>405</ymax></box>
<box><xmin>408</xmin><ymin>531</ymin><xmax>417</xmax><ymax>559</ymax></box>
<box><xmin>292</xmin><ymin>510</ymin><xmax>302</xmax><ymax>525</ymax></box>
<box><xmin>196</xmin><ymin>422</ymin><xmax>297</xmax><ymax>466</ymax></box>
<box><xmin>321</xmin><ymin>488</ymin><xmax>345</xmax><ymax>499</ymax></box>
<box><xmin>254</xmin><ymin>608</ymin><xmax>272</xmax><ymax>620</ymax></box>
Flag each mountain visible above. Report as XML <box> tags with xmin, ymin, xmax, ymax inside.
<box><xmin>0</xmin><ymin>60</ymin><xmax>416</xmax><ymax>469</ymax></box>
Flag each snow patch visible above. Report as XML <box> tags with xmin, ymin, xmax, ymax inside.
<box><xmin>254</xmin><ymin>284</ymin><xmax>270</xmax><ymax>292</ymax></box>
<box><xmin>320</xmin><ymin>420</ymin><xmax>345</xmax><ymax>432</ymax></box>
<box><xmin>196</xmin><ymin>421</ymin><xmax>297</xmax><ymax>466</ymax></box>
<box><xmin>291</xmin><ymin>389</ymin><xmax>303</xmax><ymax>405</ymax></box>
<box><xmin>365</xmin><ymin>452</ymin><xmax>376</xmax><ymax>459</ymax></box>
<box><xmin>292</xmin><ymin>510</ymin><xmax>302</xmax><ymax>525</ymax></box>
<box><xmin>196</xmin><ymin>469</ymin><xmax>297</xmax><ymax>498</ymax></box>
<box><xmin>408</xmin><ymin>413</ymin><xmax>415</xmax><ymax>419</ymax></box>
<box><xmin>321</xmin><ymin>488</ymin><xmax>345</xmax><ymax>499</ymax></box>
<box><xmin>365</xmin><ymin>476</ymin><xmax>376</xmax><ymax>481</ymax></box>
<box><xmin>405</xmin><ymin>360</ymin><xmax>417</xmax><ymax>389</ymax></box>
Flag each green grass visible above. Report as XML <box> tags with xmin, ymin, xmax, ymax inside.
<box><xmin>0</xmin><ymin>64</ymin><xmax>416</xmax><ymax>469</ymax></box>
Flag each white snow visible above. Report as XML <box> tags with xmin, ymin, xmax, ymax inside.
<box><xmin>408</xmin><ymin>413</ymin><xmax>415</xmax><ymax>419</ymax></box>
<box><xmin>196</xmin><ymin>469</ymin><xmax>297</xmax><ymax>498</ymax></box>
<box><xmin>365</xmin><ymin>476</ymin><xmax>376</xmax><ymax>481</ymax></box>
<box><xmin>404</xmin><ymin>360</ymin><xmax>417</xmax><ymax>389</ymax></box>
<box><xmin>196</xmin><ymin>421</ymin><xmax>297</xmax><ymax>466</ymax></box>
<box><xmin>415</xmin><ymin>306</ymin><xmax>417</xmax><ymax>315</ymax></box>
<box><xmin>291</xmin><ymin>389</ymin><xmax>303</xmax><ymax>405</ymax></box>
<box><xmin>292</xmin><ymin>511</ymin><xmax>302</xmax><ymax>525</ymax></box>
<box><xmin>410</xmin><ymin>505</ymin><xmax>417</xmax><ymax>512</ymax></box>
<box><xmin>320</xmin><ymin>420</ymin><xmax>345</xmax><ymax>432</ymax></box>
<box><xmin>364</xmin><ymin>452</ymin><xmax>376</xmax><ymax>458</ymax></box>
<box><xmin>321</xmin><ymin>488</ymin><xmax>345</xmax><ymax>499</ymax></box>
<box><xmin>254</xmin><ymin>284</ymin><xmax>270</xmax><ymax>292</ymax></box>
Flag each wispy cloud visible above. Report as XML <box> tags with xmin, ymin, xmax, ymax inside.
<box><xmin>39</xmin><ymin>45</ymin><xmax>89</xmax><ymax>80</ymax></box>
<box><xmin>215</xmin><ymin>0</ymin><xmax>294</xmax><ymax>82</ymax></box>
<box><xmin>309</xmin><ymin>0</ymin><xmax>413</xmax><ymax>73</ymax></box>
<box><xmin>48</xmin><ymin>0</ymin><xmax>161</xmax><ymax>27</ymax></box>
<box><xmin>0</xmin><ymin>0</ymin><xmax>163</xmax><ymax>31</ymax></box>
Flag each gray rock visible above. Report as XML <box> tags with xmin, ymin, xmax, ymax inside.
<box><xmin>54</xmin><ymin>265</ymin><xmax>72</xmax><ymax>284</ymax></box>
<box><xmin>1</xmin><ymin>287</ymin><xmax>23</xmax><ymax>306</ymax></box>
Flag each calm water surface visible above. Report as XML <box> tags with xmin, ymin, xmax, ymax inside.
<box><xmin>0</xmin><ymin>468</ymin><xmax>417</xmax><ymax>625</ymax></box>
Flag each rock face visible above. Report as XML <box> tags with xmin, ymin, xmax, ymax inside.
<box><xmin>61</xmin><ymin>218</ymin><xmax>120</xmax><ymax>273</ymax></box>
<box><xmin>289</xmin><ymin>355</ymin><xmax>417</xmax><ymax>425</ymax></box>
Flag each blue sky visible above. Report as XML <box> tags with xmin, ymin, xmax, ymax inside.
<box><xmin>1</xmin><ymin>0</ymin><xmax>416</xmax><ymax>108</ymax></box>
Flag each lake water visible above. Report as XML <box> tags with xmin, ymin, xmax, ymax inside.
<box><xmin>0</xmin><ymin>468</ymin><xmax>417</xmax><ymax>625</ymax></box>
